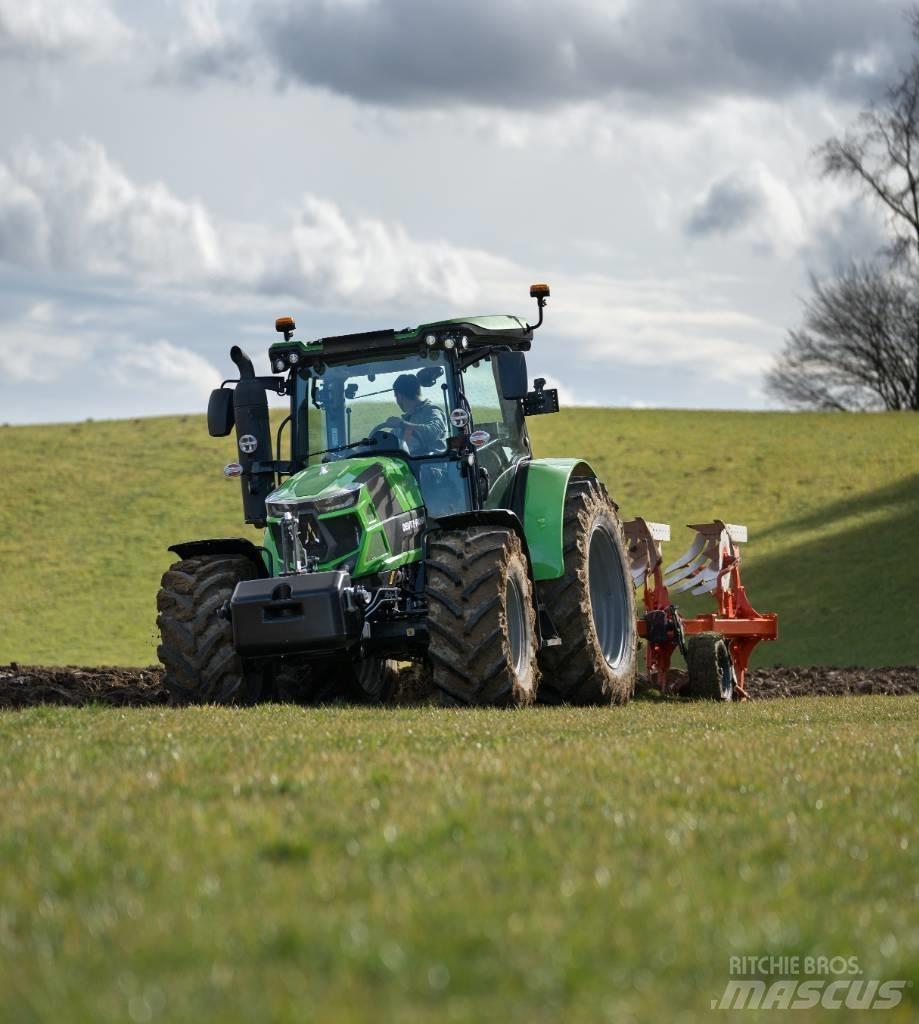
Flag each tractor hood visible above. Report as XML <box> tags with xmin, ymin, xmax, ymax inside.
<box><xmin>262</xmin><ymin>455</ymin><xmax>426</xmax><ymax>579</ymax></box>
<box><xmin>265</xmin><ymin>456</ymin><xmax>422</xmax><ymax>518</ymax></box>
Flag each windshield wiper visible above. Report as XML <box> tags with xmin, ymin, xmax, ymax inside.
<box><xmin>308</xmin><ymin>437</ymin><xmax>378</xmax><ymax>461</ymax></box>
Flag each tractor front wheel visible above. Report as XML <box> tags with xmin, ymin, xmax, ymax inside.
<box><xmin>344</xmin><ymin>654</ymin><xmax>400</xmax><ymax>704</ymax></box>
<box><xmin>270</xmin><ymin>653</ymin><xmax>398</xmax><ymax>705</ymax></box>
<box><xmin>425</xmin><ymin>526</ymin><xmax>539</xmax><ymax>706</ymax></box>
<box><xmin>157</xmin><ymin>554</ymin><xmax>264</xmax><ymax>704</ymax></box>
<box><xmin>536</xmin><ymin>480</ymin><xmax>637</xmax><ymax>705</ymax></box>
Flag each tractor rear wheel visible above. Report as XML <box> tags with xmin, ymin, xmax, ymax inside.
<box><xmin>157</xmin><ymin>554</ymin><xmax>264</xmax><ymax>704</ymax></box>
<box><xmin>685</xmin><ymin>632</ymin><xmax>734</xmax><ymax>700</ymax></box>
<box><xmin>536</xmin><ymin>480</ymin><xmax>637</xmax><ymax>705</ymax></box>
<box><xmin>425</xmin><ymin>526</ymin><xmax>539</xmax><ymax>706</ymax></box>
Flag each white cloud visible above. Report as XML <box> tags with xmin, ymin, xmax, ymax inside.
<box><xmin>0</xmin><ymin>140</ymin><xmax>221</xmax><ymax>279</ymax></box>
<box><xmin>686</xmin><ymin>162</ymin><xmax>807</xmax><ymax>256</ymax></box>
<box><xmin>110</xmin><ymin>339</ymin><xmax>222</xmax><ymax>399</ymax></box>
<box><xmin>0</xmin><ymin>301</ymin><xmax>224</xmax><ymax>418</ymax></box>
<box><xmin>683</xmin><ymin>156</ymin><xmax>890</xmax><ymax>272</ymax></box>
<box><xmin>156</xmin><ymin>0</ymin><xmax>256</xmax><ymax>86</ymax></box>
<box><xmin>0</xmin><ymin>138</ymin><xmax>501</xmax><ymax>311</ymax></box>
<box><xmin>0</xmin><ymin>137</ymin><xmax>790</xmax><ymax>415</ymax></box>
<box><xmin>526</xmin><ymin>273</ymin><xmax>778</xmax><ymax>384</ymax></box>
<box><xmin>0</xmin><ymin>302</ymin><xmax>96</xmax><ymax>382</ymax></box>
<box><xmin>256</xmin><ymin>196</ymin><xmax>501</xmax><ymax>309</ymax></box>
<box><xmin>0</xmin><ymin>0</ymin><xmax>131</xmax><ymax>63</ymax></box>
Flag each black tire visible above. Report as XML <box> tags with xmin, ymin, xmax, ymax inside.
<box><xmin>156</xmin><ymin>554</ymin><xmax>264</xmax><ymax>704</ymax></box>
<box><xmin>536</xmin><ymin>480</ymin><xmax>637</xmax><ymax>705</ymax></box>
<box><xmin>425</xmin><ymin>526</ymin><xmax>539</xmax><ymax>706</ymax></box>
<box><xmin>685</xmin><ymin>632</ymin><xmax>734</xmax><ymax>701</ymax></box>
<box><xmin>342</xmin><ymin>654</ymin><xmax>400</xmax><ymax>704</ymax></box>
<box><xmin>269</xmin><ymin>653</ymin><xmax>397</xmax><ymax>704</ymax></box>
<box><xmin>269</xmin><ymin>656</ymin><xmax>324</xmax><ymax>704</ymax></box>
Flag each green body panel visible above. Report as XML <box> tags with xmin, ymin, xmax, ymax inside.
<box><xmin>261</xmin><ymin>526</ymin><xmax>280</xmax><ymax>575</ymax></box>
<box><xmin>263</xmin><ymin>456</ymin><xmax>425</xmax><ymax>580</ymax></box>
<box><xmin>522</xmin><ymin>458</ymin><xmax>597</xmax><ymax>581</ymax></box>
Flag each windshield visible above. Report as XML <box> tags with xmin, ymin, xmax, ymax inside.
<box><xmin>294</xmin><ymin>352</ymin><xmax>453</xmax><ymax>464</ymax></box>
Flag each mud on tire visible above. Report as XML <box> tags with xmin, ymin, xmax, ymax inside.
<box><xmin>425</xmin><ymin>526</ymin><xmax>539</xmax><ymax>706</ymax></box>
<box><xmin>536</xmin><ymin>480</ymin><xmax>637</xmax><ymax>705</ymax></box>
<box><xmin>156</xmin><ymin>554</ymin><xmax>263</xmax><ymax>704</ymax></box>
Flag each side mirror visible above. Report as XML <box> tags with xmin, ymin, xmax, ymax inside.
<box><xmin>495</xmin><ymin>351</ymin><xmax>528</xmax><ymax>400</ymax></box>
<box><xmin>523</xmin><ymin>378</ymin><xmax>559</xmax><ymax>416</ymax></box>
<box><xmin>207</xmin><ymin>388</ymin><xmax>235</xmax><ymax>437</ymax></box>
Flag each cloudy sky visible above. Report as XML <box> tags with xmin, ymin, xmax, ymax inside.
<box><xmin>0</xmin><ymin>0</ymin><xmax>910</xmax><ymax>423</ymax></box>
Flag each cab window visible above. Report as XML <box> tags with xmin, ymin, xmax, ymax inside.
<box><xmin>461</xmin><ymin>356</ymin><xmax>529</xmax><ymax>508</ymax></box>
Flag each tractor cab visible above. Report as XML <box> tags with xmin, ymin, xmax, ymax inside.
<box><xmin>202</xmin><ymin>286</ymin><xmax>558</xmax><ymax>581</ymax></box>
<box><xmin>289</xmin><ymin>341</ymin><xmax>532</xmax><ymax>518</ymax></box>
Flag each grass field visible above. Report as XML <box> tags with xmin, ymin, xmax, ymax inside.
<box><xmin>1</xmin><ymin>407</ymin><xmax>917</xmax><ymax>667</ymax></box>
<box><xmin>0</xmin><ymin>697</ymin><xmax>915</xmax><ymax>1023</ymax></box>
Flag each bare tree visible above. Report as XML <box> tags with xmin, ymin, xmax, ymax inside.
<box><xmin>766</xmin><ymin>265</ymin><xmax>919</xmax><ymax>410</ymax></box>
<box><xmin>768</xmin><ymin>10</ymin><xmax>919</xmax><ymax>411</ymax></box>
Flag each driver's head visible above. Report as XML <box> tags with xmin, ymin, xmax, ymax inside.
<box><xmin>393</xmin><ymin>373</ymin><xmax>421</xmax><ymax>413</ymax></box>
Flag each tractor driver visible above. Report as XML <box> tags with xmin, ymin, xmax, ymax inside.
<box><xmin>378</xmin><ymin>373</ymin><xmax>448</xmax><ymax>456</ymax></box>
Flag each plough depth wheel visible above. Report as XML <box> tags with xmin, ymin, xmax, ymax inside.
<box><xmin>685</xmin><ymin>632</ymin><xmax>734</xmax><ymax>701</ymax></box>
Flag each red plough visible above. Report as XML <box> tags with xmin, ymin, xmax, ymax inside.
<box><xmin>624</xmin><ymin>519</ymin><xmax>778</xmax><ymax>700</ymax></box>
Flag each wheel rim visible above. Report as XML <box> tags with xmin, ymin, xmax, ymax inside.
<box><xmin>505</xmin><ymin>572</ymin><xmax>531</xmax><ymax>680</ymax></box>
<box><xmin>716</xmin><ymin>642</ymin><xmax>734</xmax><ymax>701</ymax></box>
<box><xmin>588</xmin><ymin>524</ymin><xmax>630</xmax><ymax>668</ymax></box>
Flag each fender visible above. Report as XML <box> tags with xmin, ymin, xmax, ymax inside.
<box><xmin>167</xmin><ymin>538</ymin><xmax>272</xmax><ymax>577</ymax></box>
<box><xmin>522</xmin><ymin>458</ymin><xmax>598</xmax><ymax>580</ymax></box>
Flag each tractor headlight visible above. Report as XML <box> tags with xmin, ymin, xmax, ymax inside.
<box><xmin>265</xmin><ymin>486</ymin><xmax>360</xmax><ymax>519</ymax></box>
<box><xmin>265</xmin><ymin>491</ymin><xmax>313</xmax><ymax>519</ymax></box>
<box><xmin>273</xmin><ymin>358</ymin><xmax>286</xmax><ymax>372</ymax></box>
<box><xmin>313</xmin><ymin>486</ymin><xmax>361</xmax><ymax>513</ymax></box>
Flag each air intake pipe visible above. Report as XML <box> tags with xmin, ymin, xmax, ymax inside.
<box><xmin>230</xmin><ymin>346</ymin><xmax>274</xmax><ymax>526</ymax></box>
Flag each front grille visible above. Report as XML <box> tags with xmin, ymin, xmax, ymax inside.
<box><xmin>273</xmin><ymin>509</ymin><xmax>361</xmax><ymax>568</ymax></box>
<box><xmin>313</xmin><ymin>513</ymin><xmax>361</xmax><ymax>563</ymax></box>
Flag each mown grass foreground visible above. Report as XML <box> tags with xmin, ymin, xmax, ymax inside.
<box><xmin>2</xmin><ymin>407</ymin><xmax>918</xmax><ymax>667</ymax></box>
<box><xmin>1</xmin><ymin>697</ymin><xmax>916</xmax><ymax>1023</ymax></box>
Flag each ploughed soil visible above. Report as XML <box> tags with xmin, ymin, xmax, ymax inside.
<box><xmin>0</xmin><ymin>663</ymin><xmax>918</xmax><ymax>709</ymax></box>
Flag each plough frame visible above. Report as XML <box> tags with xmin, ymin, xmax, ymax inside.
<box><xmin>624</xmin><ymin>518</ymin><xmax>778</xmax><ymax>700</ymax></box>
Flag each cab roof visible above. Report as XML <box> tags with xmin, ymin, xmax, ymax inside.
<box><xmin>269</xmin><ymin>313</ymin><xmax>532</xmax><ymax>367</ymax></box>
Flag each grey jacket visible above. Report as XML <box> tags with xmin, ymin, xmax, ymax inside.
<box><xmin>401</xmin><ymin>399</ymin><xmax>447</xmax><ymax>455</ymax></box>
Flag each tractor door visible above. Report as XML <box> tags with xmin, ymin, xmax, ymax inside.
<box><xmin>461</xmin><ymin>356</ymin><xmax>530</xmax><ymax>511</ymax></box>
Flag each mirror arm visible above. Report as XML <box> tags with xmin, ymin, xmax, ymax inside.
<box><xmin>527</xmin><ymin>297</ymin><xmax>547</xmax><ymax>331</ymax></box>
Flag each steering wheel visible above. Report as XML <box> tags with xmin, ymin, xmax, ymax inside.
<box><xmin>368</xmin><ymin>425</ymin><xmax>411</xmax><ymax>454</ymax></box>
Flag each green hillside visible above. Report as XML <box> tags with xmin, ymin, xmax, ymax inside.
<box><xmin>1</xmin><ymin>408</ymin><xmax>917</xmax><ymax>667</ymax></box>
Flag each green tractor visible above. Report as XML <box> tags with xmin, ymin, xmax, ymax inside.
<box><xmin>157</xmin><ymin>284</ymin><xmax>637</xmax><ymax>706</ymax></box>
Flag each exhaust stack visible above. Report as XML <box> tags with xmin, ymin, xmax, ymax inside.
<box><xmin>230</xmin><ymin>346</ymin><xmax>274</xmax><ymax>526</ymax></box>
